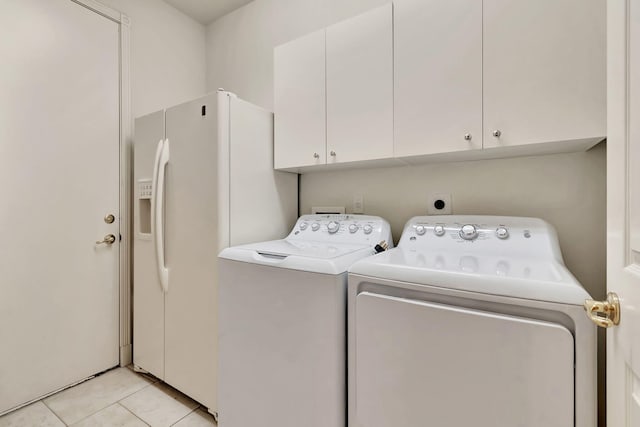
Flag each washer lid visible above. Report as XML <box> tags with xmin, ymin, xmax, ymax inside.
<box><xmin>219</xmin><ymin>239</ymin><xmax>375</xmax><ymax>275</ymax></box>
<box><xmin>348</xmin><ymin>247</ymin><xmax>591</xmax><ymax>305</ymax></box>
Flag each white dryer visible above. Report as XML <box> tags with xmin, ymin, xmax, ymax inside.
<box><xmin>348</xmin><ymin>215</ymin><xmax>596</xmax><ymax>427</ymax></box>
<box><xmin>218</xmin><ymin>214</ymin><xmax>393</xmax><ymax>427</ymax></box>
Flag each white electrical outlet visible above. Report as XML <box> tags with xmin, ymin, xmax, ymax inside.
<box><xmin>353</xmin><ymin>194</ymin><xmax>364</xmax><ymax>214</ymax></box>
<box><xmin>427</xmin><ymin>193</ymin><xmax>452</xmax><ymax>215</ymax></box>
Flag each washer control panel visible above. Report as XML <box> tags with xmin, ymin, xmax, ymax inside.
<box><xmin>288</xmin><ymin>214</ymin><xmax>393</xmax><ymax>246</ymax></box>
<box><xmin>398</xmin><ymin>215</ymin><xmax>563</xmax><ymax>263</ymax></box>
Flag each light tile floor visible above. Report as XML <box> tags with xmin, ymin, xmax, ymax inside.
<box><xmin>0</xmin><ymin>367</ymin><xmax>217</xmax><ymax>427</ymax></box>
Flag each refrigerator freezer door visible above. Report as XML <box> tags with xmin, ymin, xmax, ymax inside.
<box><xmin>133</xmin><ymin>110</ymin><xmax>166</xmax><ymax>380</ymax></box>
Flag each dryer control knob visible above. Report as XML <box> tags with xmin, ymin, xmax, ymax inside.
<box><xmin>311</xmin><ymin>223</ymin><xmax>320</xmax><ymax>231</ymax></box>
<box><xmin>363</xmin><ymin>224</ymin><xmax>373</xmax><ymax>235</ymax></box>
<box><xmin>415</xmin><ymin>225</ymin><xmax>427</xmax><ymax>236</ymax></box>
<box><xmin>433</xmin><ymin>225</ymin><xmax>446</xmax><ymax>236</ymax></box>
<box><xmin>349</xmin><ymin>224</ymin><xmax>359</xmax><ymax>234</ymax></box>
<box><xmin>496</xmin><ymin>227</ymin><xmax>509</xmax><ymax>239</ymax></box>
<box><xmin>327</xmin><ymin>221</ymin><xmax>340</xmax><ymax>234</ymax></box>
<box><xmin>459</xmin><ymin>224</ymin><xmax>478</xmax><ymax>240</ymax></box>
<box><xmin>299</xmin><ymin>222</ymin><xmax>309</xmax><ymax>231</ymax></box>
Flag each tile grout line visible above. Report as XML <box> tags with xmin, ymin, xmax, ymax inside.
<box><xmin>47</xmin><ymin>369</ymin><xmax>155</xmax><ymax>426</ymax></box>
<box><xmin>116</xmin><ymin>402</ymin><xmax>151</xmax><ymax>426</ymax></box>
<box><xmin>40</xmin><ymin>398</ymin><xmax>69</xmax><ymax>427</ymax></box>
<box><xmin>169</xmin><ymin>405</ymin><xmax>201</xmax><ymax>426</ymax></box>
<box><xmin>117</xmin><ymin>372</ymin><xmax>157</xmax><ymax>402</ymax></box>
<box><xmin>119</xmin><ymin>379</ymin><xmax>201</xmax><ymax>426</ymax></box>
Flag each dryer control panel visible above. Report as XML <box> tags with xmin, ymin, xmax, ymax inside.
<box><xmin>288</xmin><ymin>214</ymin><xmax>393</xmax><ymax>247</ymax></box>
<box><xmin>399</xmin><ymin>215</ymin><xmax>563</xmax><ymax>264</ymax></box>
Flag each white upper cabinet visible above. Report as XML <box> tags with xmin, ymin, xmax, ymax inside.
<box><xmin>274</xmin><ymin>29</ymin><xmax>326</xmax><ymax>169</ymax></box>
<box><xmin>394</xmin><ymin>0</ymin><xmax>482</xmax><ymax>157</ymax></box>
<box><xmin>273</xmin><ymin>0</ymin><xmax>605</xmax><ymax>172</ymax></box>
<box><xmin>483</xmin><ymin>0</ymin><xmax>606</xmax><ymax>149</ymax></box>
<box><xmin>326</xmin><ymin>3</ymin><xmax>393</xmax><ymax>164</ymax></box>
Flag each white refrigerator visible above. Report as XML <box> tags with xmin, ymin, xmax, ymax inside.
<box><xmin>133</xmin><ymin>91</ymin><xmax>298</xmax><ymax>417</ymax></box>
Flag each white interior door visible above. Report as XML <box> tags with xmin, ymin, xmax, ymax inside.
<box><xmin>0</xmin><ymin>0</ymin><xmax>120</xmax><ymax>414</ymax></box>
<box><xmin>607</xmin><ymin>0</ymin><xmax>640</xmax><ymax>425</ymax></box>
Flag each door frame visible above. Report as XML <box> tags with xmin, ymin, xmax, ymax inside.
<box><xmin>71</xmin><ymin>0</ymin><xmax>133</xmax><ymax>366</ymax></box>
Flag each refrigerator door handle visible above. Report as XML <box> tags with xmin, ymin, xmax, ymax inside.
<box><xmin>151</xmin><ymin>138</ymin><xmax>170</xmax><ymax>293</ymax></box>
<box><xmin>150</xmin><ymin>138</ymin><xmax>163</xmax><ymax>258</ymax></box>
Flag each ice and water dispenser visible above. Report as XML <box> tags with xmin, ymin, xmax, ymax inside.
<box><xmin>138</xmin><ymin>179</ymin><xmax>152</xmax><ymax>236</ymax></box>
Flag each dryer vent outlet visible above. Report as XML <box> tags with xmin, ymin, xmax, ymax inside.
<box><xmin>427</xmin><ymin>193</ymin><xmax>452</xmax><ymax>215</ymax></box>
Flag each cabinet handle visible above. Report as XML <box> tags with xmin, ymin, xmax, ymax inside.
<box><xmin>464</xmin><ymin>133</ymin><xmax>472</xmax><ymax>141</ymax></box>
<box><xmin>492</xmin><ymin>130</ymin><xmax>502</xmax><ymax>138</ymax></box>
<box><xmin>313</xmin><ymin>152</ymin><xmax>320</xmax><ymax>159</ymax></box>
<box><xmin>330</xmin><ymin>150</ymin><xmax>336</xmax><ymax>156</ymax></box>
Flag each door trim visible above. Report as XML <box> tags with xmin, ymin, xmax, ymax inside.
<box><xmin>71</xmin><ymin>0</ymin><xmax>133</xmax><ymax>366</ymax></box>
<box><xmin>118</xmin><ymin>11</ymin><xmax>133</xmax><ymax>367</ymax></box>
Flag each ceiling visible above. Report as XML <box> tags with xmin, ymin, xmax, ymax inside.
<box><xmin>164</xmin><ymin>0</ymin><xmax>254</xmax><ymax>25</ymax></box>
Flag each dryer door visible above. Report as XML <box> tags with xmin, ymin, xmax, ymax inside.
<box><xmin>354</xmin><ymin>292</ymin><xmax>574</xmax><ymax>427</ymax></box>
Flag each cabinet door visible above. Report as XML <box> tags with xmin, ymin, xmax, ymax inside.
<box><xmin>326</xmin><ymin>4</ymin><xmax>393</xmax><ymax>164</ymax></box>
<box><xmin>274</xmin><ymin>29</ymin><xmax>326</xmax><ymax>169</ymax></box>
<box><xmin>394</xmin><ymin>0</ymin><xmax>482</xmax><ymax>157</ymax></box>
<box><xmin>483</xmin><ymin>0</ymin><xmax>606</xmax><ymax>148</ymax></box>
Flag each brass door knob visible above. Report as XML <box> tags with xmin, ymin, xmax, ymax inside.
<box><xmin>584</xmin><ymin>292</ymin><xmax>620</xmax><ymax>328</ymax></box>
<box><xmin>96</xmin><ymin>234</ymin><xmax>117</xmax><ymax>245</ymax></box>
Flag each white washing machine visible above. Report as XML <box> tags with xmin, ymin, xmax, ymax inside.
<box><xmin>218</xmin><ymin>214</ymin><xmax>393</xmax><ymax>427</ymax></box>
<box><xmin>347</xmin><ymin>215</ymin><xmax>596</xmax><ymax>427</ymax></box>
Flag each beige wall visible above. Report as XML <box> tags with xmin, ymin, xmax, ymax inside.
<box><xmin>301</xmin><ymin>145</ymin><xmax>606</xmax><ymax>300</ymax></box>
<box><xmin>205</xmin><ymin>0</ymin><xmax>606</xmax><ymax>300</ymax></box>
<box><xmin>100</xmin><ymin>0</ymin><xmax>207</xmax><ymax>117</ymax></box>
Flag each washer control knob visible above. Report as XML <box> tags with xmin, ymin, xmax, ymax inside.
<box><xmin>311</xmin><ymin>223</ymin><xmax>321</xmax><ymax>232</ymax></box>
<box><xmin>433</xmin><ymin>225</ymin><xmax>446</xmax><ymax>236</ymax></box>
<box><xmin>459</xmin><ymin>224</ymin><xmax>478</xmax><ymax>240</ymax></box>
<box><xmin>363</xmin><ymin>224</ymin><xmax>373</xmax><ymax>235</ymax></box>
<box><xmin>327</xmin><ymin>221</ymin><xmax>340</xmax><ymax>234</ymax></box>
<box><xmin>415</xmin><ymin>225</ymin><xmax>427</xmax><ymax>236</ymax></box>
<box><xmin>349</xmin><ymin>224</ymin><xmax>359</xmax><ymax>234</ymax></box>
<box><xmin>496</xmin><ymin>227</ymin><xmax>509</xmax><ymax>240</ymax></box>
<box><xmin>299</xmin><ymin>222</ymin><xmax>308</xmax><ymax>230</ymax></box>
